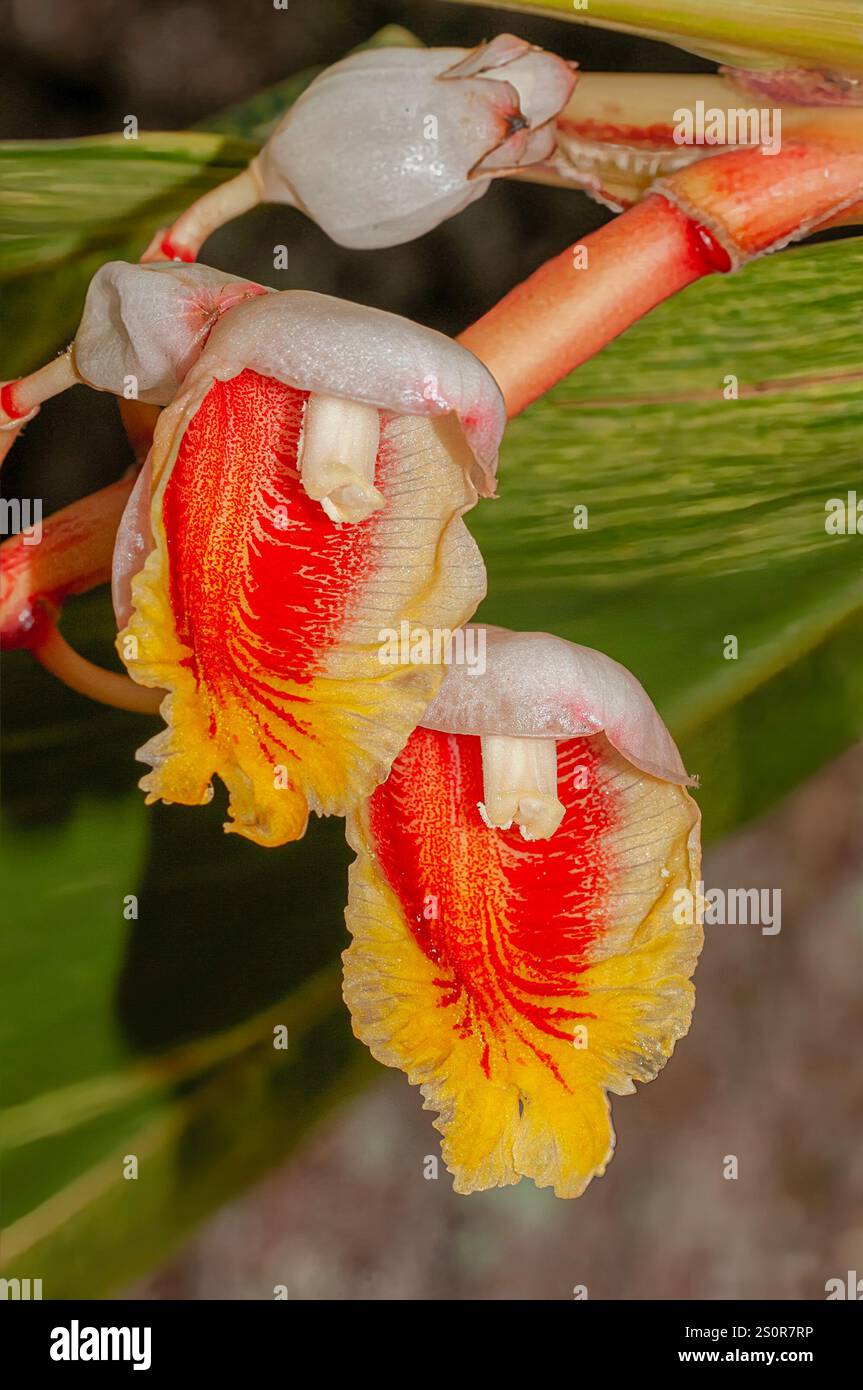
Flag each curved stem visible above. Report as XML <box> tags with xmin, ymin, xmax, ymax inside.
<box><xmin>1</xmin><ymin>351</ymin><xmax>78</xmax><ymax>426</ymax></box>
<box><xmin>2</xmin><ymin>475</ymin><xmax>165</xmax><ymax>712</ymax></box>
<box><xmin>142</xmin><ymin>166</ymin><xmax>265</xmax><ymax>263</ymax></box>
<box><xmin>33</xmin><ymin>624</ymin><xmax>163</xmax><ymax>714</ymax></box>
<box><xmin>460</xmin><ymin>193</ymin><xmax>720</xmax><ymax>417</ymax></box>
<box><xmin>1</xmin><ymin>354</ymin><xmax>80</xmax><ymax>467</ymax></box>
<box><xmin>1</xmin><ymin>476</ymin><xmax>134</xmax><ymax>649</ymax></box>
<box><xmin>463</xmin><ymin>140</ymin><xmax>863</xmax><ymax>418</ymax></box>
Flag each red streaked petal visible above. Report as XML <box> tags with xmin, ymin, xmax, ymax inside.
<box><xmin>121</xmin><ymin>370</ymin><xmax>485</xmax><ymax>845</ymax></box>
<box><xmin>344</xmin><ymin>725</ymin><xmax>701</xmax><ymax>1196</ymax></box>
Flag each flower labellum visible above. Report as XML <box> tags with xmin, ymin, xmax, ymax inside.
<box><xmin>344</xmin><ymin>626</ymin><xmax>702</xmax><ymax>1197</ymax></box>
<box><xmin>144</xmin><ymin>34</ymin><xmax>577</xmax><ymax>259</ymax></box>
<box><xmin>2</xmin><ymin>262</ymin><xmax>505</xmax><ymax>846</ymax></box>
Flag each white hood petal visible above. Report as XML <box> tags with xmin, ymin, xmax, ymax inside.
<box><xmin>420</xmin><ymin>625</ymin><xmax>694</xmax><ymax>786</ymax></box>
<box><xmin>441</xmin><ymin>33</ymin><xmax>532</xmax><ymax>79</ymax></box>
<box><xmin>185</xmin><ymin>289</ymin><xmax>505</xmax><ymax>495</ymax></box>
<box><xmin>72</xmin><ymin>262</ymin><xmax>269</xmax><ymax>404</ymax></box>
<box><xmin>444</xmin><ymin>37</ymin><xmax>577</xmax><ymax>130</ymax></box>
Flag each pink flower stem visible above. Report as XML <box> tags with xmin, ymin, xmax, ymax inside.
<box><xmin>459</xmin><ymin>193</ymin><xmax>727</xmax><ymax>418</ymax></box>
<box><xmin>32</xmin><ymin>624</ymin><xmax>162</xmax><ymax>713</ymax></box>
<box><xmin>1</xmin><ymin>476</ymin><xmax>132</xmax><ymax>650</ymax></box>
<box><xmin>462</xmin><ymin>139</ymin><xmax>863</xmax><ymax>418</ymax></box>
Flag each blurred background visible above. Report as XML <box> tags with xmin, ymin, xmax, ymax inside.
<box><xmin>1</xmin><ymin>0</ymin><xmax>861</xmax><ymax>1300</ymax></box>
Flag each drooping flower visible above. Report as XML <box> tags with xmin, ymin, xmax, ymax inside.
<box><xmin>343</xmin><ymin>626</ymin><xmax>702</xmax><ymax>1197</ymax></box>
<box><xmin>144</xmin><ymin>34</ymin><xmax>577</xmax><ymax>260</ymax></box>
<box><xmin>1</xmin><ymin>262</ymin><xmax>505</xmax><ymax>846</ymax></box>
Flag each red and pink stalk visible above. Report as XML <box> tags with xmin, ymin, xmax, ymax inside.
<box><xmin>462</xmin><ymin>136</ymin><xmax>863</xmax><ymax>416</ymax></box>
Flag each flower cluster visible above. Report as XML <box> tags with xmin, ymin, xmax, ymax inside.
<box><xmin>34</xmin><ymin>32</ymin><xmax>858</xmax><ymax>1196</ymax></box>
<box><xmin>0</xmin><ymin>250</ymin><xmax>702</xmax><ymax>1195</ymax></box>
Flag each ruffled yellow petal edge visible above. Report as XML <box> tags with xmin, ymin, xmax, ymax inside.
<box><xmin>117</xmin><ymin>369</ymin><xmax>485</xmax><ymax>846</ymax></box>
<box><xmin>343</xmin><ymin>726</ymin><xmax>702</xmax><ymax>1197</ymax></box>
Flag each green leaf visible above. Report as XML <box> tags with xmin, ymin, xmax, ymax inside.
<box><xmin>451</xmin><ymin>0</ymin><xmax>863</xmax><ymax>74</ymax></box>
<box><xmin>0</xmin><ymin>133</ymin><xmax>256</xmax><ymax>284</ymax></box>
<box><xmin>0</xmin><ymin>133</ymin><xmax>255</xmax><ymax>378</ymax></box>
<box><xmin>0</xmin><ymin>593</ymin><xmax>372</xmax><ymax>1296</ymax></box>
<box><xmin>471</xmin><ymin>236</ymin><xmax>863</xmax><ymax>839</ymax></box>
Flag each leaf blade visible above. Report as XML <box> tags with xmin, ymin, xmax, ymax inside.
<box><xmin>449</xmin><ymin>0</ymin><xmax>863</xmax><ymax>74</ymax></box>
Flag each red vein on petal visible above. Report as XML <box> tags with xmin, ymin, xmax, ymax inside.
<box><xmin>162</xmin><ymin>369</ymin><xmax>386</xmax><ymax>759</ymax></box>
<box><xmin>368</xmin><ymin>728</ymin><xmax>617</xmax><ymax>1085</ymax></box>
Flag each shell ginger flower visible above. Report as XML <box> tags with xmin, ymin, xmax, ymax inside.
<box><xmin>344</xmin><ymin>626</ymin><xmax>702</xmax><ymax>1197</ymax></box>
<box><xmin>0</xmin><ymin>262</ymin><xmax>505</xmax><ymax>848</ymax></box>
<box><xmin>144</xmin><ymin>34</ymin><xmax>577</xmax><ymax>259</ymax></box>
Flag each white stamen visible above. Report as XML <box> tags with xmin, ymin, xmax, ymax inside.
<box><xmin>298</xmin><ymin>393</ymin><xmax>383</xmax><ymax>525</ymax></box>
<box><xmin>479</xmin><ymin>734</ymin><xmax>565</xmax><ymax>842</ymax></box>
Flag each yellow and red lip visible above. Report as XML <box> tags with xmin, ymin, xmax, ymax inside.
<box><xmin>1</xmin><ymin>263</ymin><xmax>505</xmax><ymax>846</ymax></box>
<box><xmin>344</xmin><ymin>627</ymin><xmax>702</xmax><ymax>1197</ymax></box>
<box><xmin>108</xmin><ymin>278</ymin><xmax>505</xmax><ymax>847</ymax></box>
